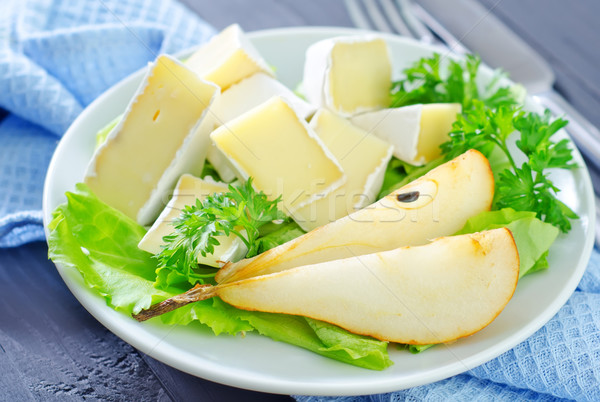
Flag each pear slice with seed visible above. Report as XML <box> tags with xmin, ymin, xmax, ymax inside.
<box><xmin>216</xmin><ymin>149</ymin><xmax>494</xmax><ymax>284</ymax></box>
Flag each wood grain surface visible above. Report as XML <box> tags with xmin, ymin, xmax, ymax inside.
<box><xmin>1</xmin><ymin>0</ymin><xmax>599</xmax><ymax>400</ymax></box>
<box><xmin>0</xmin><ymin>243</ymin><xmax>291</xmax><ymax>401</ymax></box>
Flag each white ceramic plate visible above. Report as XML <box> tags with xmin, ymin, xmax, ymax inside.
<box><xmin>43</xmin><ymin>27</ymin><xmax>595</xmax><ymax>396</ymax></box>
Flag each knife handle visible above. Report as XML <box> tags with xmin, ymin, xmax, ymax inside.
<box><xmin>535</xmin><ymin>90</ymin><xmax>600</xmax><ymax>172</ymax></box>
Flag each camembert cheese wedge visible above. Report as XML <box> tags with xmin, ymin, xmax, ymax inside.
<box><xmin>138</xmin><ymin>174</ymin><xmax>247</xmax><ymax>267</ymax></box>
<box><xmin>207</xmin><ymin>72</ymin><xmax>316</xmax><ymax>182</ymax></box>
<box><xmin>291</xmin><ymin>109</ymin><xmax>393</xmax><ymax>231</ymax></box>
<box><xmin>303</xmin><ymin>35</ymin><xmax>391</xmax><ymax>116</ymax></box>
<box><xmin>84</xmin><ymin>55</ymin><xmax>219</xmax><ymax>225</ymax></box>
<box><xmin>351</xmin><ymin>103</ymin><xmax>462</xmax><ymax>165</ymax></box>
<box><xmin>210</xmin><ymin>96</ymin><xmax>345</xmax><ymax>214</ymax></box>
<box><xmin>185</xmin><ymin>24</ymin><xmax>273</xmax><ymax>90</ymax></box>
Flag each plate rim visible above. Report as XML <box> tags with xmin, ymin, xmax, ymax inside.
<box><xmin>42</xmin><ymin>26</ymin><xmax>596</xmax><ymax>396</ymax></box>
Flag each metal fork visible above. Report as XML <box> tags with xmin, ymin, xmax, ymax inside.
<box><xmin>344</xmin><ymin>0</ymin><xmax>600</xmax><ymax>246</ymax></box>
<box><xmin>344</xmin><ymin>0</ymin><xmax>466</xmax><ymax>53</ymax></box>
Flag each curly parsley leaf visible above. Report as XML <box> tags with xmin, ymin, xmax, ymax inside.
<box><xmin>440</xmin><ymin>100</ymin><xmax>516</xmax><ymax>164</ymax></box>
<box><xmin>441</xmin><ymin>101</ymin><xmax>578</xmax><ymax>232</ymax></box>
<box><xmin>494</xmin><ymin>110</ymin><xmax>578</xmax><ymax>232</ymax></box>
<box><xmin>513</xmin><ymin>109</ymin><xmax>575</xmax><ymax>170</ymax></box>
<box><xmin>156</xmin><ymin>178</ymin><xmax>286</xmax><ymax>286</ymax></box>
<box><xmin>390</xmin><ymin>53</ymin><xmax>520</xmax><ymax>111</ymax></box>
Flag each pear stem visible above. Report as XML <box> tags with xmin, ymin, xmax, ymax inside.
<box><xmin>132</xmin><ymin>284</ymin><xmax>218</xmax><ymax>322</ymax></box>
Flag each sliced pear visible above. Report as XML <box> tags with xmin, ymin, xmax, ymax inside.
<box><xmin>216</xmin><ymin>149</ymin><xmax>494</xmax><ymax>284</ymax></box>
<box><xmin>218</xmin><ymin>228</ymin><xmax>519</xmax><ymax>344</ymax></box>
<box><xmin>135</xmin><ymin>229</ymin><xmax>519</xmax><ymax>345</ymax></box>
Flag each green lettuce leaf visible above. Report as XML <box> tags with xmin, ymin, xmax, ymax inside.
<box><xmin>232</xmin><ymin>311</ymin><xmax>392</xmax><ymax>370</ymax></box>
<box><xmin>378</xmin><ymin>158</ymin><xmax>409</xmax><ymax>198</ymax></box>
<box><xmin>95</xmin><ymin>115</ymin><xmax>122</xmax><ymax>149</ymax></box>
<box><xmin>408</xmin><ymin>344</ymin><xmax>435</xmax><ymax>354</ymax></box>
<box><xmin>47</xmin><ymin>183</ymin><xmax>392</xmax><ymax>369</ymax></box>
<box><xmin>401</xmin><ymin>344</ymin><xmax>435</xmax><ymax>354</ymax></box>
<box><xmin>304</xmin><ymin>318</ymin><xmax>392</xmax><ymax>369</ymax></box>
<box><xmin>200</xmin><ymin>159</ymin><xmax>225</xmax><ymax>182</ymax></box>
<box><xmin>456</xmin><ymin>208</ymin><xmax>559</xmax><ymax>278</ymax></box>
<box><xmin>48</xmin><ymin>183</ymin><xmax>253</xmax><ymax>335</ymax></box>
<box><xmin>257</xmin><ymin>221</ymin><xmax>305</xmax><ymax>254</ymax></box>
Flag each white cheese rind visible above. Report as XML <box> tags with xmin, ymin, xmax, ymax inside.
<box><xmin>303</xmin><ymin>35</ymin><xmax>391</xmax><ymax>116</ymax></box>
<box><xmin>210</xmin><ymin>96</ymin><xmax>346</xmax><ymax>214</ymax></box>
<box><xmin>138</xmin><ymin>174</ymin><xmax>247</xmax><ymax>267</ymax></box>
<box><xmin>185</xmin><ymin>24</ymin><xmax>273</xmax><ymax>90</ymax></box>
<box><xmin>291</xmin><ymin>109</ymin><xmax>393</xmax><ymax>231</ymax></box>
<box><xmin>351</xmin><ymin>104</ymin><xmax>423</xmax><ymax>164</ymax></box>
<box><xmin>84</xmin><ymin>55</ymin><xmax>220</xmax><ymax>225</ymax></box>
<box><xmin>363</xmin><ymin>143</ymin><xmax>394</xmax><ymax>203</ymax></box>
<box><xmin>351</xmin><ymin>103</ymin><xmax>462</xmax><ymax>166</ymax></box>
<box><xmin>206</xmin><ymin>144</ymin><xmax>238</xmax><ymax>183</ymax></box>
<box><xmin>211</xmin><ymin>73</ymin><xmax>316</xmax><ymax>125</ymax></box>
<box><xmin>303</xmin><ymin>39</ymin><xmax>332</xmax><ymax>113</ymax></box>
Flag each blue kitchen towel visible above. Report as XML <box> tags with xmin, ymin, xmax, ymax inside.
<box><xmin>0</xmin><ymin>0</ymin><xmax>215</xmax><ymax>247</ymax></box>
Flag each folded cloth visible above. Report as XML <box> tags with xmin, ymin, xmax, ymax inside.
<box><xmin>295</xmin><ymin>250</ymin><xmax>600</xmax><ymax>401</ymax></box>
<box><xmin>0</xmin><ymin>0</ymin><xmax>215</xmax><ymax>247</ymax></box>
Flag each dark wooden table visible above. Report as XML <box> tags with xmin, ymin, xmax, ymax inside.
<box><xmin>1</xmin><ymin>1</ymin><xmax>599</xmax><ymax>400</ymax></box>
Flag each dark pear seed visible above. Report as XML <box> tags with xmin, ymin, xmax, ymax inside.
<box><xmin>396</xmin><ymin>191</ymin><xmax>420</xmax><ymax>203</ymax></box>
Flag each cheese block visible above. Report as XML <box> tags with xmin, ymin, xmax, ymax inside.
<box><xmin>84</xmin><ymin>55</ymin><xmax>219</xmax><ymax>225</ymax></box>
<box><xmin>185</xmin><ymin>24</ymin><xmax>273</xmax><ymax>90</ymax></box>
<box><xmin>303</xmin><ymin>35</ymin><xmax>391</xmax><ymax>116</ymax></box>
<box><xmin>210</xmin><ymin>96</ymin><xmax>346</xmax><ymax>214</ymax></box>
<box><xmin>138</xmin><ymin>174</ymin><xmax>247</xmax><ymax>267</ymax></box>
<box><xmin>207</xmin><ymin>72</ymin><xmax>316</xmax><ymax>183</ymax></box>
<box><xmin>351</xmin><ymin>103</ymin><xmax>462</xmax><ymax>165</ymax></box>
<box><xmin>291</xmin><ymin>109</ymin><xmax>393</xmax><ymax>231</ymax></box>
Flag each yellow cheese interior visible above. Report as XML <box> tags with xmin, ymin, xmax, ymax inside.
<box><xmin>185</xmin><ymin>25</ymin><xmax>270</xmax><ymax>90</ymax></box>
<box><xmin>416</xmin><ymin>103</ymin><xmax>462</xmax><ymax>162</ymax></box>
<box><xmin>292</xmin><ymin>110</ymin><xmax>390</xmax><ymax>230</ymax></box>
<box><xmin>328</xmin><ymin>39</ymin><xmax>391</xmax><ymax>113</ymax></box>
<box><xmin>138</xmin><ymin>175</ymin><xmax>240</xmax><ymax>267</ymax></box>
<box><xmin>202</xmin><ymin>49</ymin><xmax>265</xmax><ymax>90</ymax></box>
<box><xmin>85</xmin><ymin>56</ymin><xmax>217</xmax><ymax>220</ymax></box>
<box><xmin>211</xmin><ymin>97</ymin><xmax>345</xmax><ymax>213</ymax></box>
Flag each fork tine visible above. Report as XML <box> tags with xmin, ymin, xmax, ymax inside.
<box><xmin>379</xmin><ymin>0</ymin><xmax>413</xmax><ymax>36</ymax></box>
<box><xmin>395</xmin><ymin>0</ymin><xmax>435</xmax><ymax>43</ymax></box>
<box><xmin>411</xmin><ymin>3</ymin><xmax>470</xmax><ymax>55</ymax></box>
<box><xmin>363</xmin><ymin>0</ymin><xmax>393</xmax><ymax>33</ymax></box>
<box><xmin>344</xmin><ymin>0</ymin><xmax>374</xmax><ymax>31</ymax></box>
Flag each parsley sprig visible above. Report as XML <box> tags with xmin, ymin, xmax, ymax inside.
<box><xmin>442</xmin><ymin>101</ymin><xmax>578</xmax><ymax>232</ymax></box>
<box><xmin>156</xmin><ymin>178</ymin><xmax>286</xmax><ymax>284</ymax></box>
<box><xmin>390</xmin><ymin>53</ymin><xmax>520</xmax><ymax>111</ymax></box>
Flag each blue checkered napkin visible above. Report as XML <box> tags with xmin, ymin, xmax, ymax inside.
<box><xmin>0</xmin><ymin>0</ymin><xmax>215</xmax><ymax>247</ymax></box>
